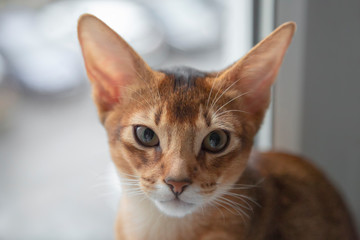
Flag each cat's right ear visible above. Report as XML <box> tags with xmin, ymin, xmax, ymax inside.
<box><xmin>215</xmin><ymin>22</ymin><xmax>295</xmax><ymax>124</ymax></box>
<box><xmin>77</xmin><ymin>14</ymin><xmax>153</xmax><ymax>122</ymax></box>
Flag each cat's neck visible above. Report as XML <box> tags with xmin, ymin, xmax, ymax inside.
<box><xmin>117</xmin><ymin>194</ymin><xmax>199</xmax><ymax>240</ymax></box>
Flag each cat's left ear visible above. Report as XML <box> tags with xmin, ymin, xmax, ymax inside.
<box><xmin>218</xmin><ymin>22</ymin><xmax>296</xmax><ymax>118</ymax></box>
<box><xmin>77</xmin><ymin>14</ymin><xmax>156</xmax><ymax>122</ymax></box>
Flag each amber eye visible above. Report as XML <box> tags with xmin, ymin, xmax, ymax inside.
<box><xmin>134</xmin><ymin>126</ymin><xmax>159</xmax><ymax>147</ymax></box>
<box><xmin>202</xmin><ymin>130</ymin><xmax>229</xmax><ymax>153</ymax></box>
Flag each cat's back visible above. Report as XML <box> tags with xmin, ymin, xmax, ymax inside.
<box><xmin>249</xmin><ymin>152</ymin><xmax>358</xmax><ymax>240</ymax></box>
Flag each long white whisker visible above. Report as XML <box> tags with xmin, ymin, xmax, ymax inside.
<box><xmin>211</xmin><ymin>78</ymin><xmax>242</xmax><ymax>110</ymax></box>
<box><xmin>225</xmin><ymin>192</ymin><xmax>261</xmax><ymax>207</ymax></box>
<box><xmin>209</xmin><ymin>76</ymin><xmax>228</xmax><ymax>112</ymax></box>
<box><xmin>213</xmin><ymin>198</ymin><xmax>247</xmax><ymax>223</ymax></box>
<box><xmin>208</xmin><ymin>201</ymin><xmax>225</xmax><ymax>221</ymax></box>
<box><xmin>222</xmin><ymin>193</ymin><xmax>254</xmax><ymax>212</ymax></box>
<box><xmin>119</xmin><ymin>176</ymin><xmax>139</xmax><ymax>180</ymax></box>
<box><xmin>119</xmin><ymin>179</ymin><xmax>140</xmax><ymax>183</ymax></box>
<box><xmin>212</xmin><ymin>91</ymin><xmax>251</xmax><ymax>119</ymax></box>
<box><xmin>213</xmin><ymin>199</ymin><xmax>238</xmax><ymax>216</ymax></box>
<box><xmin>119</xmin><ymin>180</ymin><xmax>140</xmax><ymax>183</ymax></box>
<box><xmin>215</xmin><ymin>109</ymin><xmax>249</xmax><ymax>118</ymax></box>
<box><xmin>119</xmin><ymin>85</ymin><xmax>153</xmax><ymax>110</ymax></box>
<box><xmin>206</xmin><ymin>71</ymin><xmax>221</xmax><ymax>108</ymax></box>
<box><xmin>217</xmin><ymin>196</ymin><xmax>249</xmax><ymax>220</ymax></box>
<box><xmin>118</xmin><ymin>172</ymin><xmax>139</xmax><ymax>178</ymax></box>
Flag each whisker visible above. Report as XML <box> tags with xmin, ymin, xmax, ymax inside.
<box><xmin>118</xmin><ymin>178</ymin><xmax>140</xmax><ymax>183</ymax></box>
<box><xmin>208</xmin><ymin>201</ymin><xmax>225</xmax><ymax>221</ymax></box>
<box><xmin>211</xmin><ymin>78</ymin><xmax>242</xmax><ymax>110</ymax></box>
<box><xmin>209</xmin><ymin>76</ymin><xmax>228</xmax><ymax>112</ymax></box>
<box><xmin>119</xmin><ymin>176</ymin><xmax>139</xmax><ymax>180</ymax></box>
<box><xmin>213</xmin><ymin>198</ymin><xmax>247</xmax><ymax>223</ymax></box>
<box><xmin>225</xmin><ymin>192</ymin><xmax>261</xmax><ymax>208</ymax></box>
<box><xmin>121</xmin><ymin>187</ymin><xmax>142</xmax><ymax>192</ymax></box>
<box><xmin>215</xmin><ymin>109</ymin><xmax>249</xmax><ymax>118</ymax></box>
<box><xmin>122</xmin><ymin>189</ymin><xmax>143</xmax><ymax>193</ymax></box>
<box><xmin>217</xmin><ymin>196</ymin><xmax>249</xmax><ymax>220</ymax></box>
<box><xmin>121</xmin><ymin>189</ymin><xmax>143</xmax><ymax>194</ymax></box>
<box><xmin>119</xmin><ymin>180</ymin><xmax>140</xmax><ymax>184</ymax></box>
<box><xmin>121</xmin><ymin>189</ymin><xmax>144</xmax><ymax>196</ymax></box>
<box><xmin>212</xmin><ymin>91</ymin><xmax>251</xmax><ymax>119</ymax></box>
<box><xmin>120</xmin><ymin>180</ymin><xmax>139</xmax><ymax>183</ymax></box>
<box><xmin>123</xmin><ymin>192</ymin><xmax>144</xmax><ymax>197</ymax></box>
<box><xmin>119</xmin><ymin>85</ymin><xmax>153</xmax><ymax>110</ymax></box>
<box><xmin>213</xmin><ymin>199</ymin><xmax>238</xmax><ymax>216</ymax></box>
<box><xmin>222</xmin><ymin>193</ymin><xmax>254</xmax><ymax>212</ymax></box>
<box><xmin>200</xmin><ymin>205</ymin><xmax>205</xmax><ymax>217</ymax></box>
<box><xmin>206</xmin><ymin>72</ymin><xmax>220</xmax><ymax>108</ymax></box>
<box><xmin>118</xmin><ymin>172</ymin><xmax>139</xmax><ymax>179</ymax></box>
<box><xmin>216</xmin><ymin>182</ymin><xmax>260</xmax><ymax>189</ymax></box>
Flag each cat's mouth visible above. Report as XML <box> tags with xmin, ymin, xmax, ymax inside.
<box><xmin>154</xmin><ymin>198</ymin><xmax>197</xmax><ymax>217</ymax></box>
<box><xmin>159</xmin><ymin>198</ymin><xmax>194</xmax><ymax>207</ymax></box>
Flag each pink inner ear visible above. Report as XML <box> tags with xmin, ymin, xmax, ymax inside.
<box><xmin>87</xmin><ymin>60</ymin><xmax>136</xmax><ymax>112</ymax></box>
<box><xmin>240</xmin><ymin>58</ymin><xmax>281</xmax><ymax>114</ymax></box>
<box><xmin>89</xmin><ymin>72</ymin><xmax>120</xmax><ymax>112</ymax></box>
<box><xmin>243</xmin><ymin>80</ymin><xmax>272</xmax><ymax>116</ymax></box>
<box><xmin>218</xmin><ymin>22</ymin><xmax>295</xmax><ymax>115</ymax></box>
<box><xmin>78</xmin><ymin>14</ymin><xmax>142</xmax><ymax>113</ymax></box>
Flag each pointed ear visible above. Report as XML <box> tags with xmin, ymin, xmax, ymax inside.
<box><xmin>77</xmin><ymin>14</ymin><xmax>154</xmax><ymax>122</ymax></box>
<box><xmin>218</xmin><ymin>22</ymin><xmax>296</xmax><ymax>117</ymax></box>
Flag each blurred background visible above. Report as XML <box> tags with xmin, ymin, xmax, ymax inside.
<box><xmin>0</xmin><ymin>0</ymin><xmax>358</xmax><ymax>239</ymax></box>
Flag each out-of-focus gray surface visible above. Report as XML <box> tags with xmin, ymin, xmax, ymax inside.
<box><xmin>275</xmin><ymin>0</ymin><xmax>360</xmax><ymax>231</ymax></box>
<box><xmin>301</xmin><ymin>0</ymin><xmax>360</xmax><ymax>230</ymax></box>
<box><xmin>0</xmin><ymin>93</ymin><xmax>117</xmax><ymax>239</ymax></box>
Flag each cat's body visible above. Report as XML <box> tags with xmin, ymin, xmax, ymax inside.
<box><xmin>77</xmin><ymin>14</ymin><xmax>358</xmax><ymax>240</ymax></box>
<box><xmin>116</xmin><ymin>152</ymin><xmax>357</xmax><ymax>240</ymax></box>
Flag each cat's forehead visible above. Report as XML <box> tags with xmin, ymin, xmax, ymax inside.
<box><xmin>158</xmin><ymin>66</ymin><xmax>210</xmax><ymax>124</ymax></box>
<box><xmin>158</xmin><ymin>66</ymin><xmax>207</xmax><ymax>89</ymax></box>
<box><xmin>125</xmin><ymin>67</ymin><xmax>237</xmax><ymax>132</ymax></box>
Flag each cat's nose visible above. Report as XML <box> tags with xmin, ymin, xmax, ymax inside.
<box><xmin>164</xmin><ymin>178</ymin><xmax>192</xmax><ymax>196</ymax></box>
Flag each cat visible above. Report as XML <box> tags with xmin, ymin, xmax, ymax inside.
<box><xmin>77</xmin><ymin>14</ymin><xmax>359</xmax><ymax>240</ymax></box>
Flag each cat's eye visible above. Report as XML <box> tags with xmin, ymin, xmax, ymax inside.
<box><xmin>202</xmin><ymin>130</ymin><xmax>229</xmax><ymax>153</ymax></box>
<box><xmin>134</xmin><ymin>126</ymin><xmax>159</xmax><ymax>147</ymax></box>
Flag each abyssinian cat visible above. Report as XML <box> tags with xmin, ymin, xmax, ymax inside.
<box><xmin>77</xmin><ymin>14</ymin><xmax>358</xmax><ymax>240</ymax></box>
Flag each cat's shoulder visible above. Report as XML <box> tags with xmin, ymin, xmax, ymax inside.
<box><xmin>249</xmin><ymin>151</ymin><xmax>326</xmax><ymax>182</ymax></box>
<box><xmin>248</xmin><ymin>151</ymin><xmax>342</xmax><ymax>205</ymax></box>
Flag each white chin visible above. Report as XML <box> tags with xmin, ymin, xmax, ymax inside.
<box><xmin>154</xmin><ymin>199</ymin><xmax>197</xmax><ymax>218</ymax></box>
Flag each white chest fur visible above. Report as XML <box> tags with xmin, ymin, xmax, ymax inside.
<box><xmin>119</xmin><ymin>196</ymin><xmax>197</xmax><ymax>240</ymax></box>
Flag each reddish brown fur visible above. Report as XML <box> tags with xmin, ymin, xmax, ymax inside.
<box><xmin>78</xmin><ymin>14</ymin><xmax>359</xmax><ymax>240</ymax></box>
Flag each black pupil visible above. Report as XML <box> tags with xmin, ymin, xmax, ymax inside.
<box><xmin>143</xmin><ymin>128</ymin><xmax>154</xmax><ymax>142</ymax></box>
<box><xmin>209</xmin><ymin>132</ymin><xmax>221</xmax><ymax>148</ymax></box>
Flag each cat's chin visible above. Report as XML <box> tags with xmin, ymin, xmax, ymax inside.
<box><xmin>154</xmin><ymin>199</ymin><xmax>197</xmax><ymax>218</ymax></box>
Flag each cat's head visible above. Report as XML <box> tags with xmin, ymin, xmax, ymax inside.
<box><xmin>78</xmin><ymin>14</ymin><xmax>295</xmax><ymax>217</ymax></box>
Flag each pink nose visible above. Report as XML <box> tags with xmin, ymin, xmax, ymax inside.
<box><xmin>165</xmin><ymin>178</ymin><xmax>191</xmax><ymax>196</ymax></box>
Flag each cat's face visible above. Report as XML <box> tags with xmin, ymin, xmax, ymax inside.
<box><xmin>77</xmin><ymin>14</ymin><xmax>295</xmax><ymax>217</ymax></box>
<box><xmin>104</xmin><ymin>71</ymin><xmax>254</xmax><ymax>217</ymax></box>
